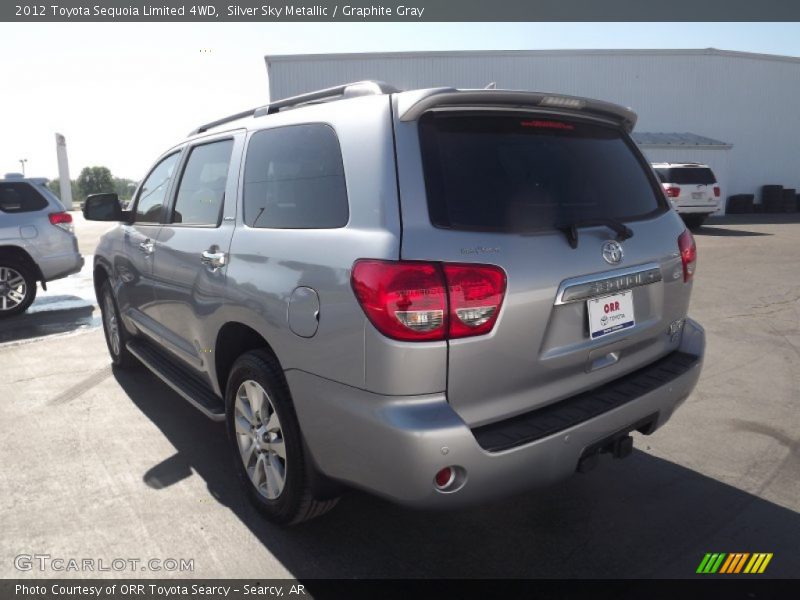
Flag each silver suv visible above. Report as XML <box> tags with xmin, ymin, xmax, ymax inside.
<box><xmin>85</xmin><ymin>82</ymin><xmax>705</xmax><ymax>525</ymax></box>
<box><xmin>0</xmin><ymin>174</ymin><xmax>83</xmax><ymax>317</ymax></box>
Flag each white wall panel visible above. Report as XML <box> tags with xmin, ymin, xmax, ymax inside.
<box><xmin>267</xmin><ymin>50</ymin><xmax>800</xmax><ymax>199</ymax></box>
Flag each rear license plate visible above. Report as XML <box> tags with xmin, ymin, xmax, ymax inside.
<box><xmin>588</xmin><ymin>291</ymin><xmax>635</xmax><ymax>339</ymax></box>
<box><xmin>691</xmin><ymin>192</ymin><xmax>704</xmax><ymax>200</ymax></box>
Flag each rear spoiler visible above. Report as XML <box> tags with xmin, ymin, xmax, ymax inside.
<box><xmin>396</xmin><ymin>88</ymin><xmax>638</xmax><ymax>132</ymax></box>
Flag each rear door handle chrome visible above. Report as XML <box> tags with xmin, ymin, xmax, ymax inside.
<box><xmin>201</xmin><ymin>250</ymin><xmax>226</xmax><ymax>270</ymax></box>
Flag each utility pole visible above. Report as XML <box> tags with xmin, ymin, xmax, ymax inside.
<box><xmin>19</xmin><ymin>159</ymin><xmax>27</xmax><ymax>176</ymax></box>
<box><xmin>55</xmin><ymin>134</ymin><xmax>73</xmax><ymax>210</ymax></box>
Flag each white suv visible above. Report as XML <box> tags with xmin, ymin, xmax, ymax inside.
<box><xmin>652</xmin><ymin>162</ymin><xmax>721</xmax><ymax>230</ymax></box>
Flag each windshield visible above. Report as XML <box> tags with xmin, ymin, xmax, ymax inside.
<box><xmin>419</xmin><ymin>113</ymin><xmax>665</xmax><ymax>233</ymax></box>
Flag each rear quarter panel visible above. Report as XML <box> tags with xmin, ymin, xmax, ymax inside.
<box><xmin>222</xmin><ymin>96</ymin><xmax>408</xmax><ymax>391</ymax></box>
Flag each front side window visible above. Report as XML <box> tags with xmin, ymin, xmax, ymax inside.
<box><xmin>0</xmin><ymin>183</ymin><xmax>49</xmax><ymax>213</ymax></box>
<box><xmin>243</xmin><ymin>124</ymin><xmax>349</xmax><ymax>229</ymax></box>
<box><xmin>134</xmin><ymin>152</ymin><xmax>181</xmax><ymax>223</ymax></box>
<box><xmin>170</xmin><ymin>140</ymin><xmax>233</xmax><ymax>226</ymax></box>
<box><xmin>419</xmin><ymin>113</ymin><xmax>665</xmax><ymax>233</ymax></box>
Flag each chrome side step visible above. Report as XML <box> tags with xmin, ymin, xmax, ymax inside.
<box><xmin>126</xmin><ymin>339</ymin><xmax>225</xmax><ymax>422</ymax></box>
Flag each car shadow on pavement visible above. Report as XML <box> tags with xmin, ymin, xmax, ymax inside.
<box><xmin>114</xmin><ymin>367</ymin><xmax>800</xmax><ymax>580</ymax></box>
<box><xmin>693</xmin><ymin>226</ymin><xmax>771</xmax><ymax>237</ymax></box>
<box><xmin>709</xmin><ymin>213</ymin><xmax>800</xmax><ymax>226</ymax></box>
<box><xmin>0</xmin><ymin>303</ymin><xmax>98</xmax><ymax>344</ymax></box>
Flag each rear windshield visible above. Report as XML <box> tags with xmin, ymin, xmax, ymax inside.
<box><xmin>418</xmin><ymin>114</ymin><xmax>665</xmax><ymax>233</ymax></box>
<box><xmin>655</xmin><ymin>167</ymin><xmax>716</xmax><ymax>185</ymax></box>
<box><xmin>0</xmin><ymin>182</ymin><xmax>49</xmax><ymax>213</ymax></box>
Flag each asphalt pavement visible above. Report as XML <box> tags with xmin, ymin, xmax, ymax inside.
<box><xmin>1</xmin><ymin>213</ymin><xmax>798</xmax><ymax>580</ymax></box>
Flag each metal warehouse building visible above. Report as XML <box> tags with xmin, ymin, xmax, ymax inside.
<box><xmin>265</xmin><ymin>48</ymin><xmax>800</xmax><ymax>212</ymax></box>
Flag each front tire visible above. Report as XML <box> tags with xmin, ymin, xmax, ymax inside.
<box><xmin>0</xmin><ymin>260</ymin><xmax>37</xmax><ymax>317</ymax></box>
<box><xmin>225</xmin><ymin>350</ymin><xmax>338</xmax><ymax>525</ymax></box>
<box><xmin>99</xmin><ymin>280</ymin><xmax>136</xmax><ymax>368</ymax></box>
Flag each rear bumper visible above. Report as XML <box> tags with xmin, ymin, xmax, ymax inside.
<box><xmin>37</xmin><ymin>251</ymin><xmax>84</xmax><ymax>282</ymax></box>
<box><xmin>289</xmin><ymin>318</ymin><xmax>705</xmax><ymax>509</ymax></box>
<box><xmin>675</xmin><ymin>204</ymin><xmax>720</xmax><ymax>215</ymax></box>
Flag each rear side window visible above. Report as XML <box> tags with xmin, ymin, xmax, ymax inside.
<box><xmin>419</xmin><ymin>114</ymin><xmax>664</xmax><ymax>233</ymax></box>
<box><xmin>0</xmin><ymin>182</ymin><xmax>49</xmax><ymax>213</ymax></box>
<box><xmin>657</xmin><ymin>167</ymin><xmax>716</xmax><ymax>185</ymax></box>
<box><xmin>171</xmin><ymin>139</ymin><xmax>233</xmax><ymax>226</ymax></box>
<box><xmin>243</xmin><ymin>124</ymin><xmax>348</xmax><ymax>229</ymax></box>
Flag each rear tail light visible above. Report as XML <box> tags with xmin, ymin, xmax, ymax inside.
<box><xmin>443</xmin><ymin>264</ymin><xmax>506</xmax><ymax>338</ymax></box>
<box><xmin>351</xmin><ymin>260</ymin><xmax>506</xmax><ymax>342</ymax></box>
<box><xmin>48</xmin><ymin>211</ymin><xmax>74</xmax><ymax>233</ymax></box>
<box><xmin>713</xmin><ymin>186</ymin><xmax>721</xmax><ymax>198</ymax></box>
<box><xmin>678</xmin><ymin>230</ymin><xmax>697</xmax><ymax>282</ymax></box>
<box><xmin>663</xmin><ymin>185</ymin><xmax>681</xmax><ymax>198</ymax></box>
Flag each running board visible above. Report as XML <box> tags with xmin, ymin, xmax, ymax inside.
<box><xmin>126</xmin><ymin>339</ymin><xmax>226</xmax><ymax>421</ymax></box>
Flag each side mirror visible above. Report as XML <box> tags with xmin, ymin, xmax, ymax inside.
<box><xmin>83</xmin><ymin>193</ymin><xmax>124</xmax><ymax>221</ymax></box>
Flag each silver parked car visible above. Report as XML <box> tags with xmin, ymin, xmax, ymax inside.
<box><xmin>84</xmin><ymin>82</ymin><xmax>705</xmax><ymax>524</ymax></box>
<box><xmin>0</xmin><ymin>174</ymin><xmax>83</xmax><ymax>316</ymax></box>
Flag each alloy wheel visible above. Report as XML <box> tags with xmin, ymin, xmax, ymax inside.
<box><xmin>234</xmin><ymin>380</ymin><xmax>287</xmax><ymax>500</ymax></box>
<box><xmin>0</xmin><ymin>267</ymin><xmax>27</xmax><ymax>312</ymax></box>
<box><xmin>103</xmin><ymin>292</ymin><xmax>121</xmax><ymax>356</ymax></box>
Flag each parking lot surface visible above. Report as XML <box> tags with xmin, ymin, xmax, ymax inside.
<box><xmin>1</xmin><ymin>214</ymin><xmax>799</xmax><ymax>579</ymax></box>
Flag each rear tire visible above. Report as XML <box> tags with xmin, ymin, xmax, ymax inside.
<box><xmin>682</xmin><ymin>214</ymin><xmax>707</xmax><ymax>231</ymax></box>
<box><xmin>225</xmin><ymin>350</ymin><xmax>339</xmax><ymax>525</ymax></box>
<box><xmin>0</xmin><ymin>260</ymin><xmax>37</xmax><ymax>318</ymax></box>
<box><xmin>99</xmin><ymin>280</ymin><xmax>136</xmax><ymax>368</ymax></box>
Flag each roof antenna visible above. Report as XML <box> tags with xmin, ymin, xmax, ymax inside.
<box><xmin>484</xmin><ymin>82</ymin><xmax>497</xmax><ymax>90</ymax></box>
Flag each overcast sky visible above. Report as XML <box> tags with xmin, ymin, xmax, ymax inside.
<box><xmin>2</xmin><ymin>22</ymin><xmax>800</xmax><ymax>181</ymax></box>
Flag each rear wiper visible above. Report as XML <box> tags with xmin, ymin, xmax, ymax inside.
<box><xmin>557</xmin><ymin>218</ymin><xmax>634</xmax><ymax>249</ymax></box>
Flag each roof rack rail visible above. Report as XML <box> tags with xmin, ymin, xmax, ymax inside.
<box><xmin>188</xmin><ymin>80</ymin><xmax>398</xmax><ymax>136</ymax></box>
<box><xmin>188</xmin><ymin>108</ymin><xmax>261</xmax><ymax>136</ymax></box>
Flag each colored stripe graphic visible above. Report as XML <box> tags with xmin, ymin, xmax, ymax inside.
<box><xmin>727</xmin><ymin>553</ymin><xmax>749</xmax><ymax>573</ymax></box>
<box><xmin>698</xmin><ymin>552</ymin><xmax>773</xmax><ymax>574</ymax></box>
<box><xmin>696</xmin><ymin>553</ymin><xmax>713</xmax><ymax>573</ymax></box>
<box><xmin>697</xmin><ymin>553</ymin><xmax>727</xmax><ymax>573</ymax></box>
<box><xmin>744</xmin><ymin>553</ymin><xmax>774</xmax><ymax>574</ymax></box>
<box><xmin>719</xmin><ymin>554</ymin><xmax>735</xmax><ymax>573</ymax></box>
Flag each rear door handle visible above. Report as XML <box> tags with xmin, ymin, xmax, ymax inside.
<box><xmin>138</xmin><ymin>239</ymin><xmax>154</xmax><ymax>254</ymax></box>
<box><xmin>201</xmin><ymin>250</ymin><xmax>226</xmax><ymax>270</ymax></box>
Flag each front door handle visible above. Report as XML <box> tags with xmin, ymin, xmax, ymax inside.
<box><xmin>138</xmin><ymin>239</ymin><xmax>154</xmax><ymax>254</ymax></box>
<box><xmin>201</xmin><ymin>250</ymin><xmax>226</xmax><ymax>270</ymax></box>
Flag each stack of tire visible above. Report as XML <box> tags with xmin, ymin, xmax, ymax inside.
<box><xmin>762</xmin><ymin>185</ymin><xmax>785</xmax><ymax>213</ymax></box>
<box><xmin>726</xmin><ymin>194</ymin><xmax>754</xmax><ymax>214</ymax></box>
<box><xmin>782</xmin><ymin>188</ymin><xmax>797</xmax><ymax>213</ymax></box>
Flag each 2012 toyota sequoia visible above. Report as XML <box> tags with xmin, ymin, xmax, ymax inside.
<box><xmin>84</xmin><ymin>82</ymin><xmax>705</xmax><ymax>524</ymax></box>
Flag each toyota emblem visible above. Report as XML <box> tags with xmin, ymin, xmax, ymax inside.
<box><xmin>602</xmin><ymin>240</ymin><xmax>624</xmax><ymax>265</ymax></box>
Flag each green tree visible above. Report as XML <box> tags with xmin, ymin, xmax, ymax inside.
<box><xmin>76</xmin><ymin>166</ymin><xmax>114</xmax><ymax>203</ymax></box>
<box><xmin>47</xmin><ymin>178</ymin><xmax>79</xmax><ymax>202</ymax></box>
<box><xmin>112</xmin><ymin>177</ymin><xmax>137</xmax><ymax>201</ymax></box>
<box><xmin>47</xmin><ymin>179</ymin><xmax>61</xmax><ymax>198</ymax></box>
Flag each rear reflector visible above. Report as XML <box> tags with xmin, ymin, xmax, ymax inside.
<box><xmin>351</xmin><ymin>260</ymin><xmax>506</xmax><ymax>341</ymax></box>
<box><xmin>434</xmin><ymin>467</ymin><xmax>456</xmax><ymax>490</ymax></box>
<box><xmin>678</xmin><ymin>229</ymin><xmax>697</xmax><ymax>282</ymax></box>
<box><xmin>48</xmin><ymin>211</ymin><xmax>74</xmax><ymax>232</ymax></box>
